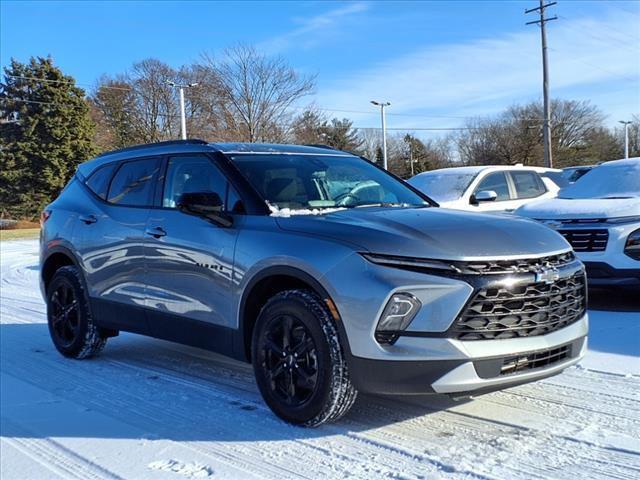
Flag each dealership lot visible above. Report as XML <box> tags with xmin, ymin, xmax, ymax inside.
<box><xmin>1</xmin><ymin>239</ymin><xmax>639</xmax><ymax>479</ymax></box>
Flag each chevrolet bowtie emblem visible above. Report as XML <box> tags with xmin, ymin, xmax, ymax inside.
<box><xmin>536</xmin><ymin>267</ymin><xmax>560</xmax><ymax>284</ymax></box>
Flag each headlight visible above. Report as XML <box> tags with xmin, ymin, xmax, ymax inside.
<box><xmin>361</xmin><ymin>253</ymin><xmax>459</xmax><ymax>272</ymax></box>
<box><xmin>375</xmin><ymin>293</ymin><xmax>421</xmax><ymax>344</ymax></box>
<box><xmin>624</xmin><ymin>229</ymin><xmax>640</xmax><ymax>260</ymax></box>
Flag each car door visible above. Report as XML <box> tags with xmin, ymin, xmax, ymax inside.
<box><xmin>74</xmin><ymin>156</ymin><xmax>162</xmax><ymax>333</ymax></box>
<box><xmin>509</xmin><ymin>170</ymin><xmax>549</xmax><ymax>207</ymax></box>
<box><xmin>470</xmin><ymin>171</ymin><xmax>521</xmax><ymax>212</ymax></box>
<box><xmin>144</xmin><ymin>153</ymin><xmax>243</xmax><ymax>346</ymax></box>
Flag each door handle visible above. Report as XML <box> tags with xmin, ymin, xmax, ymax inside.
<box><xmin>145</xmin><ymin>226</ymin><xmax>166</xmax><ymax>238</ymax></box>
<box><xmin>79</xmin><ymin>214</ymin><xmax>97</xmax><ymax>224</ymax></box>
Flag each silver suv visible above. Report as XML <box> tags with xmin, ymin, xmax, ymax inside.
<box><xmin>40</xmin><ymin>140</ymin><xmax>588</xmax><ymax>426</ymax></box>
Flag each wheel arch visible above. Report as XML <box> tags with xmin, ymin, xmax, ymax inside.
<box><xmin>237</xmin><ymin>266</ymin><xmax>346</xmax><ymax>363</ymax></box>
<box><xmin>41</xmin><ymin>246</ymin><xmax>82</xmax><ymax>295</ymax></box>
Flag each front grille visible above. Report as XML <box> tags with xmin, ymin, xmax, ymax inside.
<box><xmin>474</xmin><ymin>342</ymin><xmax>576</xmax><ymax>379</ymax></box>
<box><xmin>558</xmin><ymin>229</ymin><xmax>608</xmax><ymax>252</ymax></box>
<box><xmin>499</xmin><ymin>344</ymin><xmax>570</xmax><ymax>376</ymax></box>
<box><xmin>452</xmin><ymin>271</ymin><xmax>586</xmax><ymax>341</ymax></box>
<box><xmin>452</xmin><ymin>251</ymin><xmax>575</xmax><ymax>275</ymax></box>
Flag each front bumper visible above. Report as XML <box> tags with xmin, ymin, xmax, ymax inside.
<box><xmin>584</xmin><ymin>262</ymin><xmax>640</xmax><ymax>286</ymax></box>
<box><xmin>346</xmin><ymin>313</ymin><xmax>588</xmax><ymax>395</ymax></box>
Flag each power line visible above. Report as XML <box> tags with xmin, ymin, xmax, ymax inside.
<box><xmin>1</xmin><ymin>98</ymin><xmax>487</xmax><ymax>130</ymax></box>
<box><xmin>5</xmin><ymin>74</ymin><xmax>552</xmax><ymax>122</ymax></box>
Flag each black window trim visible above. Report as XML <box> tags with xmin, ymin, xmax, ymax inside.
<box><xmin>156</xmin><ymin>152</ymin><xmax>247</xmax><ymax>214</ymax></box>
<box><xmin>80</xmin><ymin>154</ymin><xmax>163</xmax><ymax>209</ymax></box>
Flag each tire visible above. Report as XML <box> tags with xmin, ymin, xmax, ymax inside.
<box><xmin>46</xmin><ymin>265</ymin><xmax>107</xmax><ymax>359</ymax></box>
<box><xmin>252</xmin><ymin>289</ymin><xmax>358</xmax><ymax>427</ymax></box>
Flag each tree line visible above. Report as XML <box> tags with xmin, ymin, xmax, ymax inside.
<box><xmin>1</xmin><ymin>51</ymin><xmax>638</xmax><ymax>219</ymax></box>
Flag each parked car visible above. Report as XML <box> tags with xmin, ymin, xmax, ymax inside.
<box><xmin>517</xmin><ymin>158</ymin><xmax>640</xmax><ymax>287</ymax></box>
<box><xmin>40</xmin><ymin>140</ymin><xmax>588</xmax><ymax>426</ymax></box>
<box><xmin>408</xmin><ymin>165</ymin><xmax>563</xmax><ymax>212</ymax></box>
<box><xmin>563</xmin><ymin>165</ymin><xmax>595</xmax><ymax>184</ymax></box>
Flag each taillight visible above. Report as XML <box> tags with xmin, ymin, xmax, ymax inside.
<box><xmin>40</xmin><ymin>210</ymin><xmax>52</xmax><ymax>227</ymax></box>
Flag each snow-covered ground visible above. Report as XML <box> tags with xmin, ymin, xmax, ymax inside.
<box><xmin>1</xmin><ymin>239</ymin><xmax>639</xmax><ymax>479</ymax></box>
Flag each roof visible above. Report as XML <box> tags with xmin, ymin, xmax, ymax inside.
<box><xmin>210</xmin><ymin>142</ymin><xmax>352</xmax><ymax>156</ymax></box>
<box><xmin>77</xmin><ymin>140</ymin><xmax>354</xmax><ymax>178</ymax></box>
<box><xmin>413</xmin><ymin>164</ymin><xmax>562</xmax><ymax>178</ymax></box>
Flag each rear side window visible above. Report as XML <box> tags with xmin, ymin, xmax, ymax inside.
<box><xmin>85</xmin><ymin>163</ymin><xmax>118</xmax><ymax>200</ymax></box>
<box><xmin>107</xmin><ymin>158</ymin><xmax>160</xmax><ymax>206</ymax></box>
<box><xmin>511</xmin><ymin>171</ymin><xmax>546</xmax><ymax>199</ymax></box>
<box><xmin>475</xmin><ymin>172</ymin><xmax>510</xmax><ymax>201</ymax></box>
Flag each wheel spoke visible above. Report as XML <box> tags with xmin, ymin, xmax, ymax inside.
<box><xmin>265</xmin><ymin>337</ymin><xmax>285</xmax><ymax>357</ymax></box>
<box><xmin>270</xmin><ymin>361</ymin><xmax>286</xmax><ymax>380</ymax></box>
<box><xmin>294</xmin><ymin>364</ymin><xmax>316</xmax><ymax>387</ymax></box>
<box><xmin>282</xmin><ymin>316</ymin><xmax>293</xmax><ymax>349</ymax></box>
<box><xmin>286</xmin><ymin>369</ymin><xmax>296</xmax><ymax>401</ymax></box>
<box><xmin>293</xmin><ymin>334</ymin><xmax>314</xmax><ymax>356</ymax></box>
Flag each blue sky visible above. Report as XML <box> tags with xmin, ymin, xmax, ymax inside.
<box><xmin>1</xmin><ymin>0</ymin><xmax>639</xmax><ymax>133</ymax></box>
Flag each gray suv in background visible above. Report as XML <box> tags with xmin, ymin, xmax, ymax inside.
<box><xmin>40</xmin><ymin>140</ymin><xmax>588</xmax><ymax>426</ymax></box>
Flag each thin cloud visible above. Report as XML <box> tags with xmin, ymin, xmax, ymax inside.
<box><xmin>315</xmin><ymin>8</ymin><xmax>640</xmax><ymax>128</ymax></box>
<box><xmin>259</xmin><ymin>1</ymin><xmax>369</xmax><ymax>54</ymax></box>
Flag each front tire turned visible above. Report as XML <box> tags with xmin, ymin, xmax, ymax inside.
<box><xmin>46</xmin><ymin>265</ymin><xmax>107</xmax><ymax>359</ymax></box>
<box><xmin>252</xmin><ymin>290</ymin><xmax>357</xmax><ymax>427</ymax></box>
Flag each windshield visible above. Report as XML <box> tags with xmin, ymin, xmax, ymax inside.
<box><xmin>229</xmin><ymin>154</ymin><xmax>429</xmax><ymax>210</ymax></box>
<box><xmin>559</xmin><ymin>161</ymin><xmax>640</xmax><ymax>199</ymax></box>
<box><xmin>407</xmin><ymin>171</ymin><xmax>477</xmax><ymax>202</ymax></box>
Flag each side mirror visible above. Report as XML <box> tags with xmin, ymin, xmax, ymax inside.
<box><xmin>471</xmin><ymin>190</ymin><xmax>498</xmax><ymax>205</ymax></box>
<box><xmin>177</xmin><ymin>191</ymin><xmax>233</xmax><ymax>227</ymax></box>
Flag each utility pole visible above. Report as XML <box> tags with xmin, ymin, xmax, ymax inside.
<box><xmin>619</xmin><ymin>120</ymin><xmax>632</xmax><ymax>159</ymax></box>
<box><xmin>371</xmin><ymin>100</ymin><xmax>391</xmax><ymax>170</ymax></box>
<box><xmin>526</xmin><ymin>1</ymin><xmax>557</xmax><ymax>168</ymax></box>
<box><xmin>166</xmin><ymin>81</ymin><xmax>198</xmax><ymax>140</ymax></box>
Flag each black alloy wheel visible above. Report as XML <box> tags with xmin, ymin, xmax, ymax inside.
<box><xmin>261</xmin><ymin>314</ymin><xmax>319</xmax><ymax>406</ymax></box>
<box><xmin>49</xmin><ymin>282</ymin><xmax>80</xmax><ymax>348</ymax></box>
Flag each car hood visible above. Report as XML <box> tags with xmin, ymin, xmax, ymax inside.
<box><xmin>516</xmin><ymin>197</ymin><xmax>640</xmax><ymax>220</ymax></box>
<box><xmin>275</xmin><ymin>207</ymin><xmax>569</xmax><ymax>260</ymax></box>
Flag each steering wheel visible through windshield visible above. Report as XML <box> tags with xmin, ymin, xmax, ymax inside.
<box><xmin>228</xmin><ymin>153</ymin><xmax>430</xmax><ymax>210</ymax></box>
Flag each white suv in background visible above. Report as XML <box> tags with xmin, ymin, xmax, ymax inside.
<box><xmin>408</xmin><ymin>165</ymin><xmax>564</xmax><ymax>213</ymax></box>
<box><xmin>516</xmin><ymin>158</ymin><xmax>640</xmax><ymax>287</ymax></box>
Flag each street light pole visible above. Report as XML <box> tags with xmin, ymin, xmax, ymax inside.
<box><xmin>619</xmin><ymin>120</ymin><xmax>632</xmax><ymax>159</ymax></box>
<box><xmin>371</xmin><ymin>100</ymin><xmax>391</xmax><ymax>170</ymax></box>
<box><xmin>166</xmin><ymin>81</ymin><xmax>198</xmax><ymax>140</ymax></box>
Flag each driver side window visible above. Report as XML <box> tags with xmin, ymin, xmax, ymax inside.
<box><xmin>163</xmin><ymin>155</ymin><xmax>242</xmax><ymax>212</ymax></box>
<box><xmin>474</xmin><ymin>172</ymin><xmax>511</xmax><ymax>201</ymax></box>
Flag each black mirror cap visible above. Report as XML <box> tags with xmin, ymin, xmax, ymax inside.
<box><xmin>177</xmin><ymin>191</ymin><xmax>233</xmax><ymax>227</ymax></box>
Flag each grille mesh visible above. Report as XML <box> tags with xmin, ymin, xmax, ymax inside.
<box><xmin>453</xmin><ymin>251</ymin><xmax>575</xmax><ymax>275</ymax></box>
<box><xmin>558</xmin><ymin>229</ymin><xmax>608</xmax><ymax>252</ymax></box>
<box><xmin>453</xmin><ymin>271</ymin><xmax>586</xmax><ymax>341</ymax></box>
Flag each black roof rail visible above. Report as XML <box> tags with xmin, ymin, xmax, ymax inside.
<box><xmin>304</xmin><ymin>144</ymin><xmax>337</xmax><ymax>150</ymax></box>
<box><xmin>96</xmin><ymin>139</ymin><xmax>208</xmax><ymax>158</ymax></box>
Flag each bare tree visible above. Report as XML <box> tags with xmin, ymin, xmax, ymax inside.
<box><xmin>204</xmin><ymin>45</ymin><xmax>315</xmax><ymax>142</ymax></box>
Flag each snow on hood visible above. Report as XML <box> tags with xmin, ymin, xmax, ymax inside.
<box><xmin>516</xmin><ymin>197</ymin><xmax>640</xmax><ymax>220</ymax></box>
<box><xmin>275</xmin><ymin>206</ymin><xmax>570</xmax><ymax>259</ymax></box>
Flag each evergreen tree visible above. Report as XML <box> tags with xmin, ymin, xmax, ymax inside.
<box><xmin>320</xmin><ymin>118</ymin><xmax>363</xmax><ymax>153</ymax></box>
<box><xmin>0</xmin><ymin>57</ymin><xmax>97</xmax><ymax>219</ymax></box>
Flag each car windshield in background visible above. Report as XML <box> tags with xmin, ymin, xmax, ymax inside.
<box><xmin>541</xmin><ymin>171</ymin><xmax>570</xmax><ymax>188</ymax></box>
<box><xmin>558</xmin><ymin>161</ymin><xmax>640</xmax><ymax>199</ymax></box>
<box><xmin>407</xmin><ymin>171</ymin><xmax>477</xmax><ymax>203</ymax></box>
<box><xmin>229</xmin><ymin>154</ymin><xmax>430</xmax><ymax>210</ymax></box>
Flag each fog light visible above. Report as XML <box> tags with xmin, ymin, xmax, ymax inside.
<box><xmin>624</xmin><ymin>228</ymin><xmax>640</xmax><ymax>260</ymax></box>
<box><xmin>375</xmin><ymin>293</ymin><xmax>421</xmax><ymax>344</ymax></box>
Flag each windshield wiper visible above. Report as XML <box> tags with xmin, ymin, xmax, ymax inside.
<box><xmin>353</xmin><ymin>202</ymin><xmax>426</xmax><ymax>209</ymax></box>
